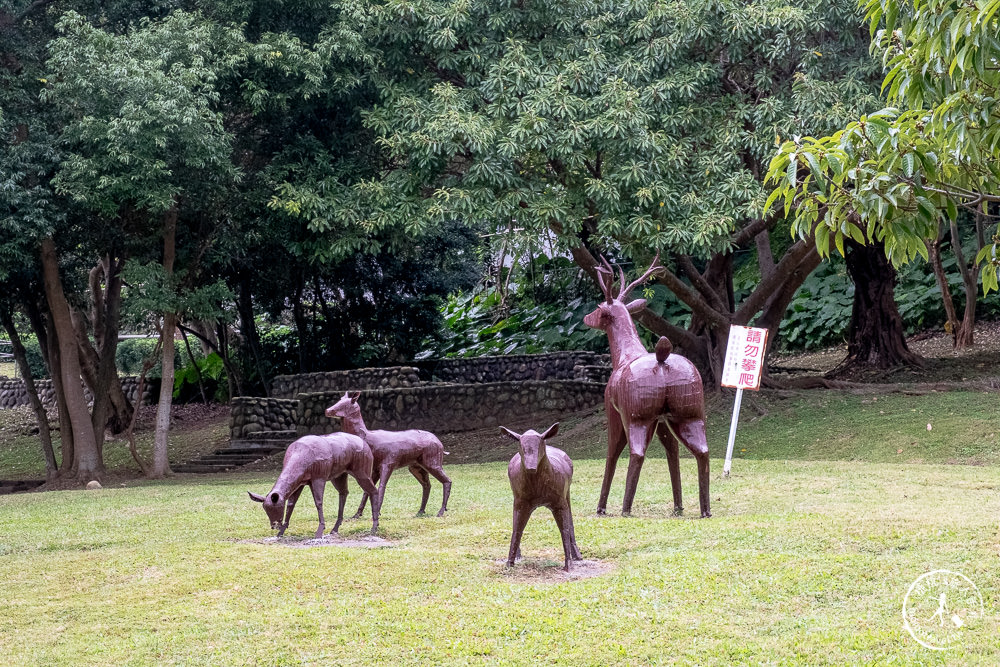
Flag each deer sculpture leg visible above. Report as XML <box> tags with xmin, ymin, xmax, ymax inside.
<box><xmin>330</xmin><ymin>474</ymin><xmax>349</xmax><ymax>534</ymax></box>
<box><xmin>351</xmin><ymin>473</ymin><xmax>381</xmax><ymax>534</ymax></box>
<box><xmin>622</xmin><ymin>422</ymin><xmax>656</xmax><ymax>516</ymax></box>
<box><xmin>426</xmin><ymin>464</ymin><xmax>452</xmax><ymax>517</ymax></box>
<box><xmin>566</xmin><ymin>493</ymin><xmax>582</xmax><ymax>560</ymax></box>
<box><xmin>657</xmin><ymin>421</ymin><xmax>685</xmax><ymax>515</ymax></box>
<box><xmin>508</xmin><ymin>500</ymin><xmax>534</xmax><ymax>566</ymax></box>
<box><xmin>308</xmin><ymin>478</ymin><xmax>327</xmax><ymax>539</ymax></box>
<box><xmin>674</xmin><ymin>418</ymin><xmax>712</xmax><ymax>518</ymax></box>
<box><xmin>352</xmin><ymin>468</ymin><xmax>379</xmax><ymax>519</ymax></box>
<box><xmin>374</xmin><ymin>463</ymin><xmax>395</xmax><ymax>521</ymax></box>
<box><xmin>597</xmin><ymin>405</ymin><xmax>627</xmax><ymax>515</ymax></box>
<box><xmin>277</xmin><ymin>485</ymin><xmax>306</xmax><ymax>537</ymax></box>
<box><xmin>551</xmin><ymin>505</ymin><xmax>576</xmax><ymax>572</ymax></box>
<box><xmin>410</xmin><ymin>466</ymin><xmax>432</xmax><ymax>515</ymax></box>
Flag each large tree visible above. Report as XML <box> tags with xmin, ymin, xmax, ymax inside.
<box><xmin>269</xmin><ymin>0</ymin><xmax>884</xmax><ymax>385</ymax></box>
<box><xmin>767</xmin><ymin>0</ymin><xmax>1000</xmax><ymax>348</ymax></box>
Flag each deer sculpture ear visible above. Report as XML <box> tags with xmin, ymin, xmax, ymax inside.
<box><xmin>625</xmin><ymin>298</ymin><xmax>647</xmax><ymax>313</ymax></box>
<box><xmin>248</xmin><ymin>492</ymin><xmax>265</xmax><ymax>503</ymax></box>
<box><xmin>349</xmin><ymin>391</ymin><xmax>361</xmax><ymax>403</ymax></box>
<box><xmin>541</xmin><ymin>422</ymin><xmax>560</xmax><ymax>440</ymax></box>
<box><xmin>499</xmin><ymin>426</ymin><xmax>521</xmax><ymax>441</ymax></box>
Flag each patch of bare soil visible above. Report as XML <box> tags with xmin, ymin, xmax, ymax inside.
<box><xmin>773</xmin><ymin>320</ymin><xmax>1000</xmax><ymax>384</ymax></box>
<box><xmin>244</xmin><ymin>534</ymin><xmax>393</xmax><ymax>549</ymax></box>
<box><xmin>491</xmin><ymin>558</ymin><xmax>613</xmax><ymax>583</ymax></box>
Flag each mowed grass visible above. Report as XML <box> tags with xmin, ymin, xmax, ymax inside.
<box><xmin>1</xmin><ymin>455</ymin><xmax>998</xmax><ymax>665</ymax></box>
<box><xmin>1</xmin><ymin>389</ymin><xmax>999</xmax><ymax>664</ymax></box>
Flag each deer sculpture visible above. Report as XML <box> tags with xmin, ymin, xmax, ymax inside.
<box><xmin>325</xmin><ymin>391</ymin><xmax>452</xmax><ymax>520</ymax></box>
<box><xmin>583</xmin><ymin>255</ymin><xmax>712</xmax><ymax>518</ymax></box>
<box><xmin>501</xmin><ymin>422</ymin><xmax>582</xmax><ymax>572</ymax></box>
<box><xmin>248</xmin><ymin>432</ymin><xmax>383</xmax><ymax>537</ymax></box>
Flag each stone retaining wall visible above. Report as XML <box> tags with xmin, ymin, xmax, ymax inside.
<box><xmin>412</xmin><ymin>351</ymin><xmax>604</xmax><ymax>384</ymax></box>
<box><xmin>295</xmin><ymin>380</ymin><xmax>606</xmax><ymax>435</ymax></box>
<box><xmin>230</xmin><ymin>397</ymin><xmax>299</xmax><ymax>438</ymax></box>
<box><xmin>0</xmin><ymin>377</ymin><xmax>152</xmax><ymax>410</ymax></box>
<box><xmin>270</xmin><ymin>367</ymin><xmax>423</xmax><ymax>399</ymax></box>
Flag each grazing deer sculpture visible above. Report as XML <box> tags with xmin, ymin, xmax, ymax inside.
<box><xmin>248</xmin><ymin>432</ymin><xmax>382</xmax><ymax>537</ymax></box>
<box><xmin>583</xmin><ymin>255</ymin><xmax>712</xmax><ymax>518</ymax></box>
<box><xmin>325</xmin><ymin>391</ymin><xmax>452</xmax><ymax>519</ymax></box>
<box><xmin>501</xmin><ymin>422</ymin><xmax>582</xmax><ymax>572</ymax></box>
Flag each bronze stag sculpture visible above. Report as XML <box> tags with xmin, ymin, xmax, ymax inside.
<box><xmin>326</xmin><ymin>391</ymin><xmax>452</xmax><ymax>519</ymax></box>
<box><xmin>248</xmin><ymin>432</ymin><xmax>383</xmax><ymax>537</ymax></box>
<box><xmin>501</xmin><ymin>422</ymin><xmax>582</xmax><ymax>572</ymax></box>
<box><xmin>583</xmin><ymin>256</ymin><xmax>711</xmax><ymax>518</ymax></box>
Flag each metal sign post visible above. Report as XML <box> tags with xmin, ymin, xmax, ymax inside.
<box><xmin>720</xmin><ymin>325</ymin><xmax>768</xmax><ymax>477</ymax></box>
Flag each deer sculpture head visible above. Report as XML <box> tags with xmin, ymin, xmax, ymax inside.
<box><xmin>325</xmin><ymin>391</ymin><xmax>362</xmax><ymax>420</ymax></box>
<box><xmin>500</xmin><ymin>422</ymin><xmax>560</xmax><ymax>471</ymax></box>
<box><xmin>582</xmin><ymin>254</ymin><xmax>664</xmax><ymax>333</ymax></box>
<box><xmin>248</xmin><ymin>490</ymin><xmax>286</xmax><ymax>531</ymax></box>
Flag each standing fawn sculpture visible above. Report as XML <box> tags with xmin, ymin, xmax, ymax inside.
<box><xmin>583</xmin><ymin>255</ymin><xmax>712</xmax><ymax>518</ymax></box>
<box><xmin>248</xmin><ymin>432</ymin><xmax>383</xmax><ymax>537</ymax></box>
<box><xmin>326</xmin><ymin>391</ymin><xmax>452</xmax><ymax>519</ymax></box>
<box><xmin>501</xmin><ymin>422</ymin><xmax>582</xmax><ymax>572</ymax></box>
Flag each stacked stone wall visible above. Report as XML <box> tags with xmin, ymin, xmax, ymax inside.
<box><xmin>0</xmin><ymin>377</ymin><xmax>152</xmax><ymax>410</ymax></box>
<box><xmin>230</xmin><ymin>397</ymin><xmax>300</xmax><ymax>438</ymax></box>
<box><xmin>270</xmin><ymin>367</ymin><xmax>423</xmax><ymax>399</ymax></box>
<box><xmin>295</xmin><ymin>380</ymin><xmax>605</xmax><ymax>435</ymax></box>
<box><xmin>412</xmin><ymin>351</ymin><xmax>603</xmax><ymax>384</ymax></box>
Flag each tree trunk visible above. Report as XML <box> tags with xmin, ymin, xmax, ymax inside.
<box><xmin>150</xmin><ymin>205</ymin><xmax>178</xmax><ymax>479</ymax></box>
<box><xmin>40</xmin><ymin>237</ymin><xmax>103</xmax><ymax>481</ymax></box>
<box><xmin>1</xmin><ymin>308</ymin><xmax>57</xmax><ymax>478</ymax></box>
<box><xmin>236</xmin><ymin>275</ymin><xmax>267</xmax><ymax>396</ymax></box>
<box><xmin>89</xmin><ymin>256</ymin><xmax>133</xmax><ymax>433</ymax></box>
<box><xmin>43</xmin><ymin>311</ymin><xmax>74</xmax><ymax>476</ymax></box>
<box><xmin>925</xmin><ymin>234</ymin><xmax>961</xmax><ymax>344</ymax></box>
<box><xmin>835</xmin><ymin>238</ymin><xmax>923</xmax><ymax>372</ymax></box>
<box><xmin>949</xmin><ymin>216</ymin><xmax>979</xmax><ymax>348</ymax></box>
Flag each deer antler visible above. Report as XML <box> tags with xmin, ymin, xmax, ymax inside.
<box><xmin>619</xmin><ymin>252</ymin><xmax>663</xmax><ymax>300</ymax></box>
<box><xmin>595</xmin><ymin>255</ymin><xmax>615</xmax><ymax>303</ymax></box>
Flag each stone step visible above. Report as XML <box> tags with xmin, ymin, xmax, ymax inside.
<box><xmin>244</xmin><ymin>430</ymin><xmax>297</xmax><ymax>441</ymax></box>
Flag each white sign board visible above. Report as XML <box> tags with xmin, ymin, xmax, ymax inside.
<box><xmin>721</xmin><ymin>325</ymin><xmax>769</xmax><ymax>476</ymax></box>
<box><xmin>720</xmin><ymin>325</ymin><xmax>768</xmax><ymax>391</ymax></box>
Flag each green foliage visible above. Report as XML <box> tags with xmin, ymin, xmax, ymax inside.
<box><xmin>423</xmin><ymin>290</ymin><xmax>604</xmax><ymax>358</ymax></box>
<box><xmin>272</xmin><ymin>0</ymin><xmax>879</xmax><ymax>268</ymax></box>
<box><xmin>765</xmin><ymin>0</ymin><xmax>1000</xmax><ymax>290</ymax></box>
<box><xmin>173</xmin><ymin>351</ymin><xmax>228</xmax><ymax>402</ymax></box>
<box><xmin>115</xmin><ymin>338</ymin><xmax>160</xmax><ymax>376</ymax></box>
<box><xmin>43</xmin><ymin>10</ymin><xmax>242</xmax><ymax>216</ymax></box>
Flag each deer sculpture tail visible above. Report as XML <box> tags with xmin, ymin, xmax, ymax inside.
<box><xmin>655</xmin><ymin>336</ymin><xmax>673</xmax><ymax>364</ymax></box>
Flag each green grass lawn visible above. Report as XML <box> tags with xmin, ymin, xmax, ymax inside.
<box><xmin>1</xmin><ymin>457</ymin><xmax>998</xmax><ymax>664</ymax></box>
<box><xmin>1</xmin><ymin>389</ymin><xmax>998</xmax><ymax>665</ymax></box>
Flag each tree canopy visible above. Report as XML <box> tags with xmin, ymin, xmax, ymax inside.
<box><xmin>270</xmin><ymin>0</ymin><xmax>884</xmax><ymax>382</ymax></box>
<box><xmin>767</xmin><ymin>0</ymin><xmax>1000</xmax><ymax>291</ymax></box>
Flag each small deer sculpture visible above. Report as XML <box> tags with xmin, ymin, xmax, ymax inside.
<box><xmin>583</xmin><ymin>255</ymin><xmax>712</xmax><ymax>518</ymax></box>
<box><xmin>248</xmin><ymin>432</ymin><xmax>383</xmax><ymax>537</ymax></box>
<box><xmin>501</xmin><ymin>422</ymin><xmax>582</xmax><ymax>572</ymax></box>
<box><xmin>325</xmin><ymin>391</ymin><xmax>452</xmax><ymax>519</ymax></box>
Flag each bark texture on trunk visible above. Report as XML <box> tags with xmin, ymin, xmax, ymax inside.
<box><xmin>41</xmin><ymin>237</ymin><xmax>103</xmax><ymax>481</ymax></box>
<box><xmin>1</xmin><ymin>309</ymin><xmax>57</xmax><ymax>477</ymax></box>
<box><xmin>150</xmin><ymin>206</ymin><xmax>178</xmax><ymax>479</ymax></box>
<box><xmin>836</xmin><ymin>238</ymin><xmax>923</xmax><ymax>372</ymax></box>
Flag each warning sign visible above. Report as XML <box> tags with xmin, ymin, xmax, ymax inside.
<box><xmin>720</xmin><ymin>325</ymin><xmax>768</xmax><ymax>390</ymax></box>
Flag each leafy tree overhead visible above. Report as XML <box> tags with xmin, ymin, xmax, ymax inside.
<box><xmin>767</xmin><ymin>0</ymin><xmax>1000</xmax><ymax>348</ymax></box>
<box><xmin>272</xmin><ymin>0</ymin><xmax>885</xmax><ymax>384</ymax></box>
